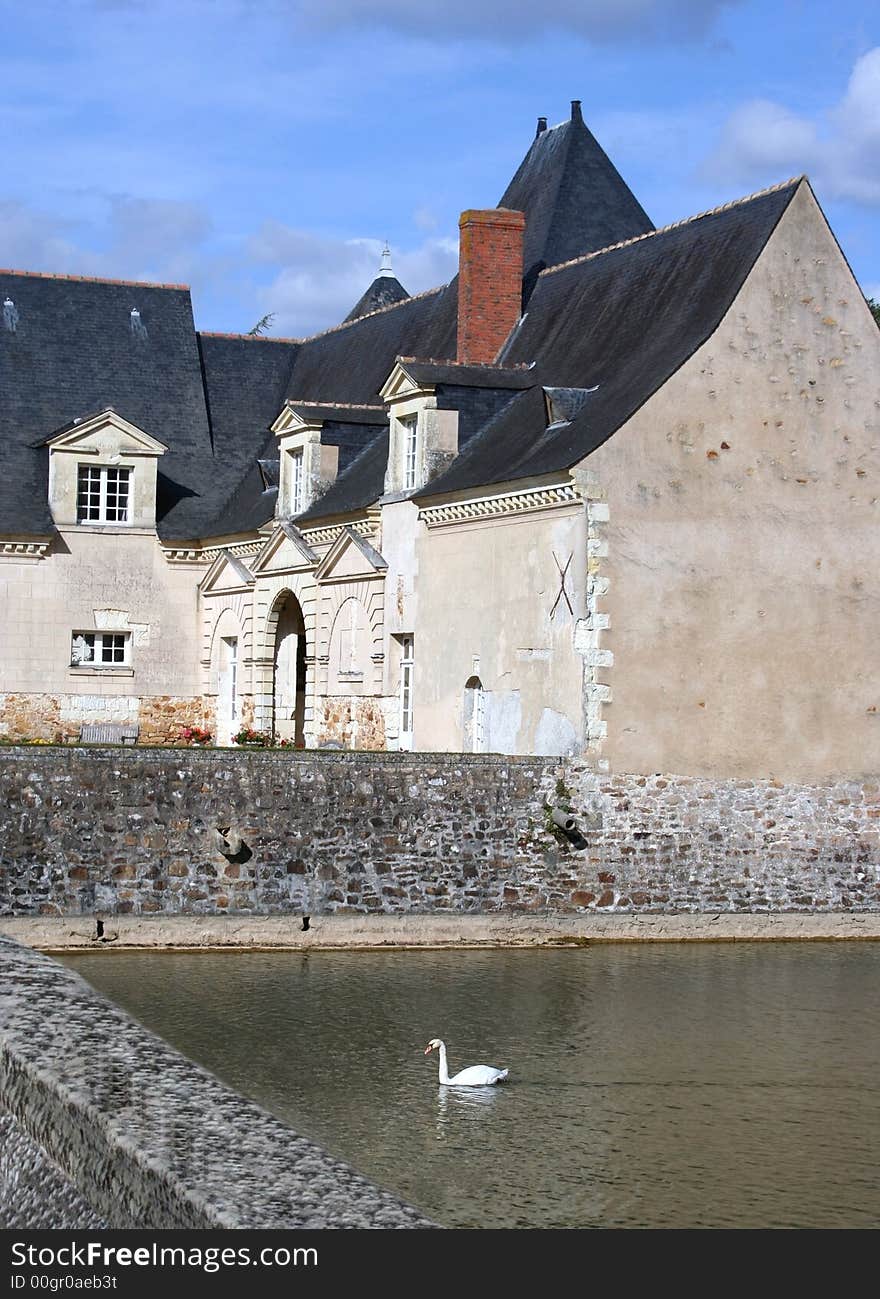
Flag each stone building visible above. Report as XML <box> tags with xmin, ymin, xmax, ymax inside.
<box><xmin>1</xmin><ymin>101</ymin><xmax>878</xmax><ymax>781</ymax></box>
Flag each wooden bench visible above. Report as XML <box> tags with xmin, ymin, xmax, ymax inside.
<box><xmin>79</xmin><ymin>723</ymin><xmax>139</xmax><ymax>745</ymax></box>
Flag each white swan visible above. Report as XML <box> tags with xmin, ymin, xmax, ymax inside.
<box><xmin>424</xmin><ymin>1038</ymin><xmax>509</xmax><ymax>1086</ymax></box>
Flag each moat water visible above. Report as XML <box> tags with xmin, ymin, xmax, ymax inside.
<box><xmin>64</xmin><ymin>943</ymin><xmax>880</xmax><ymax>1229</ymax></box>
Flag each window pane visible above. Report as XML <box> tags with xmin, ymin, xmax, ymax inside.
<box><xmin>104</xmin><ymin>467</ymin><xmax>130</xmax><ymax>522</ymax></box>
<box><xmin>291</xmin><ymin>450</ymin><xmax>304</xmax><ymax>513</ymax></box>
<box><xmin>71</xmin><ymin>633</ymin><xmax>95</xmax><ymax>663</ymax></box>
<box><xmin>402</xmin><ymin>418</ymin><xmax>417</xmax><ymax>490</ymax></box>
<box><xmin>77</xmin><ymin>466</ymin><xmax>102</xmax><ymax>522</ymax></box>
<box><xmin>76</xmin><ymin>465</ymin><xmax>130</xmax><ymax>523</ymax></box>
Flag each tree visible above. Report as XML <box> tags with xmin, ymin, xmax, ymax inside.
<box><xmin>867</xmin><ymin>297</ymin><xmax>880</xmax><ymax>329</ymax></box>
<box><xmin>247</xmin><ymin>312</ymin><xmax>275</xmax><ymax>337</ymax></box>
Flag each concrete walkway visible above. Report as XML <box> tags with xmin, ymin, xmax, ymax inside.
<box><xmin>2</xmin><ymin>911</ymin><xmax>879</xmax><ymax>952</ymax></box>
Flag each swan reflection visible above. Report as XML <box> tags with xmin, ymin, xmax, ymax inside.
<box><xmin>435</xmin><ymin>1081</ymin><xmax>501</xmax><ymax>1135</ymax></box>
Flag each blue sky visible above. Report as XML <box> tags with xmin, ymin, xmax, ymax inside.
<box><xmin>1</xmin><ymin>0</ymin><xmax>877</xmax><ymax>335</ymax></box>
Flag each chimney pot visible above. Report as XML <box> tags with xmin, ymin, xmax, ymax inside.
<box><xmin>536</xmin><ymin>116</ymin><xmax>548</xmax><ymax>137</ymax></box>
<box><xmin>571</xmin><ymin>99</ymin><xmax>583</xmax><ymax>123</ymax></box>
<box><xmin>456</xmin><ymin>208</ymin><xmax>525</xmax><ymax>366</ymax></box>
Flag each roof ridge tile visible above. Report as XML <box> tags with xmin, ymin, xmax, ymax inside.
<box><xmin>303</xmin><ymin>284</ymin><xmax>446</xmax><ymax>342</ymax></box>
<box><xmin>199</xmin><ymin>330</ymin><xmax>304</xmax><ymax>343</ymax></box>
<box><xmin>0</xmin><ymin>268</ymin><xmax>190</xmax><ymax>290</ymax></box>
<box><xmin>539</xmin><ymin>176</ymin><xmax>805</xmax><ymax>278</ymax></box>
<box><xmin>286</xmin><ymin>399</ymin><xmax>385</xmax><ymax>410</ymax></box>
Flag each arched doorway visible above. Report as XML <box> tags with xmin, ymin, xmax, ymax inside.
<box><xmin>273</xmin><ymin>592</ymin><xmax>306</xmax><ymax>746</ymax></box>
<box><xmin>463</xmin><ymin>675</ymin><xmax>485</xmax><ymax>753</ymax></box>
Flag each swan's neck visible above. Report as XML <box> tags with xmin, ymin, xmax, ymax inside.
<box><xmin>437</xmin><ymin>1042</ymin><xmax>451</xmax><ymax>1085</ymax></box>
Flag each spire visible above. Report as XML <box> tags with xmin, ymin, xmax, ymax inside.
<box><xmin>343</xmin><ymin>244</ymin><xmax>410</xmax><ymax>323</ymax></box>
<box><xmin>498</xmin><ymin>99</ymin><xmax>654</xmax><ymax>286</ymax></box>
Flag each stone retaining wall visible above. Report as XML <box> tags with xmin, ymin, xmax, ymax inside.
<box><xmin>0</xmin><ymin>937</ymin><xmax>432</xmax><ymax>1228</ymax></box>
<box><xmin>0</xmin><ymin>747</ymin><xmax>877</xmax><ymax>917</ymax></box>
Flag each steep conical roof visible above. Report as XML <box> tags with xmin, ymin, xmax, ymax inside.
<box><xmin>499</xmin><ymin>100</ymin><xmax>654</xmax><ymax>283</ymax></box>
<box><xmin>344</xmin><ymin>243</ymin><xmax>410</xmax><ymax>322</ymax></box>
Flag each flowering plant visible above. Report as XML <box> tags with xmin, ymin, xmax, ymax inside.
<box><xmin>232</xmin><ymin>726</ymin><xmax>272</xmax><ymax>747</ymax></box>
<box><xmin>277</xmin><ymin>738</ymin><xmax>306</xmax><ymax>749</ymax></box>
<box><xmin>180</xmin><ymin>725</ymin><xmax>212</xmax><ymax>745</ymax></box>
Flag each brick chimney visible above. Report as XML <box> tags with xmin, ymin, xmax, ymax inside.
<box><xmin>457</xmin><ymin>207</ymin><xmax>525</xmax><ymax>365</ymax></box>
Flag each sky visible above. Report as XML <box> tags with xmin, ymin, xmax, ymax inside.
<box><xmin>1</xmin><ymin>0</ymin><xmax>878</xmax><ymax>337</ymax></box>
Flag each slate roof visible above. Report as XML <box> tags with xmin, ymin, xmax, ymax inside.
<box><xmin>344</xmin><ymin>274</ymin><xmax>410</xmax><ymax>323</ymax></box>
<box><xmin>0</xmin><ymin>272</ymin><xmax>211</xmax><ymax>538</ymax></box>
<box><xmin>394</xmin><ymin>360</ymin><xmax>535</xmax><ymax>390</ymax></box>
<box><xmin>415</xmin><ymin>179</ymin><xmax>800</xmax><ymax>499</ymax></box>
<box><xmin>499</xmin><ymin>102</ymin><xmax>655</xmax><ymax>290</ymax></box>
<box><xmin>296</xmin><ymin>430</ymin><xmax>390</xmax><ymax>524</ymax></box>
<box><xmin>0</xmin><ymin>107</ymin><xmax>801</xmax><ymax>544</ymax></box>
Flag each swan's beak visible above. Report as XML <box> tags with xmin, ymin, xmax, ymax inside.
<box><xmin>424</xmin><ymin>1044</ymin><xmax>434</xmax><ymax>1055</ymax></box>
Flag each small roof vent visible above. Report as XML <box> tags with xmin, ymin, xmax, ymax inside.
<box><xmin>3</xmin><ymin>296</ymin><xmax>19</xmax><ymax>332</ymax></box>
<box><xmin>130</xmin><ymin>306</ymin><xmax>148</xmax><ymax>341</ymax></box>
<box><xmin>258</xmin><ymin>458</ymin><xmax>280</xmax><ymax>491</ymax></box>
<box><xmin>543</xmin><ymin>385</ymin><xmax>598</xmax><ymax>428</ymax></box>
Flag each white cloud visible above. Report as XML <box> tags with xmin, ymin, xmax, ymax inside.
<box><xmin>0</xmin><ymin>186</ymin><xmax>459</xmax><ymax>336</ymax></box>
<box><xmin>0</xmin><ymin>195</ymin><xmax>221</xmax><ymax>286</ymax></box>
<box><xmin>249</xmin><ymin>223</ymin><xmax>458</xmax><ymax>336</ymax></box>
<box><xmin>703</xmin><ymin>47</ymin><xmax>880</xmax><ymax>206</ymax></box>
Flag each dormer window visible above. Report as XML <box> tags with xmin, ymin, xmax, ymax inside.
<box><xmin>401</xmin><ymin>416</ymin><xmax>418</xmax><ymax>491</ymax></box>
<box><xmin>77</xmin><ymin>465</ymin><xmax>131</xmax><ymax>524</ymax></box>
<box><xmin>290</xmin><ymin>448</ymin><xmax>305</xmax><ymax>514</ymax></box>
<box><xmin>379</xmin><ymin>361</ymin><xmax>461</xmax><ymax>497</ymax></box>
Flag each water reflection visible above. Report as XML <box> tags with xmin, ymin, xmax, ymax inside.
<box><xmin>435</xmin><ymin>1082</ymin><xmax>502</xmax><ymax>1135</ymax></box>
<box><xmin>64</xmin><ymin>944</ymin><xmax>880</xmax><ymax>1229</ymax></box>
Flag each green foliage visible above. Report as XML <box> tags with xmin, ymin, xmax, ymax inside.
<box><xmin>867</xmin><ymin>297</ymin><xmax>880</xmax><ymax>329</ymax></box>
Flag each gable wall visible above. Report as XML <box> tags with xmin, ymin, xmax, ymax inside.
<box><xmin>584</xmin><ymin>183</ymin><xmax>880</xmax><ymax>780</ymax></box>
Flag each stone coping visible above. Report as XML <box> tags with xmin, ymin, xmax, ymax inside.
<box><xmin>0</xmin><ymin>744</ymin><xmax>547</xmax><ymax>764</ymax></box>
<box><xmin>3</xmin><ymin>912</ymin><xmax>879</xmax><ymax>952</ymax></box>
<box><xmin>0</xmin><ymin>937</ymin><xmax>434</xmax><ymax>1229</ymax></box>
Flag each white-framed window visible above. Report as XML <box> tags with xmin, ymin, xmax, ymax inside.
<box><xmin>290</xmin><ymin>448</ymin><xmax>305</xmax><ymax>514</ymax></box>
<box><xmin>77</xmin><ymin>465</ymin><xmax>131</xmax><ymax>523</ymax></box>
<box><xmin>465</xmin><ymin>676</ymin><xmax>485</xmax><ymax>753</ymax></box>
<box><xmin>401</xmin><ymin>416</ymin><xmax>418</xmax><ymax>491</ymax></box>
<box><xmin>399</xmin><ymin>634</ymin><xmax>414</xmax><ymax>749</ymax></box>
<box><xmin>223</xmin><ymin>636</ymin><xmax>238</xmax><ymax>722</ymax></box>
<box><xmin>70</xmin><ymin>631</ymin><xmax>131</xmax><ymax>667</ymax></box>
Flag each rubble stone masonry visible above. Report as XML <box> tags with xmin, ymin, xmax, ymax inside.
<box><xmin>0</xmin><ymin>748</ymin><xmax>877</xmax><ymax>917</ymax></box>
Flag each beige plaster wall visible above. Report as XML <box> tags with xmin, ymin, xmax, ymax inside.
<box><xmin>412</xmin><ymin>504</ymin><xmax>588</xmax><ymax>754</ymax></box>
<box><xmin>0</xmin><ymin>530</ymin><xmax>200</xmax><ymax>738</ymax></box>
<box><xmin>584</xmin><ymin>182</ymin><xmax>880</xmax><ymax>781</ymax></box>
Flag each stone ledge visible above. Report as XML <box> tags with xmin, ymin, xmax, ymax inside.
<box><xmin>0</xmin><ymin>744</ymin><xmax>549</xmax><ymax>765</ymax></box>
<box><xmin>0</xmin><ymin>937</ymin><xmax>435</xmax><ymax>1229</ymax></box>
<box><xmin>3</xmin><ymin>912</ymin><xmax>879</xmax><ymax>952</ymax></box>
